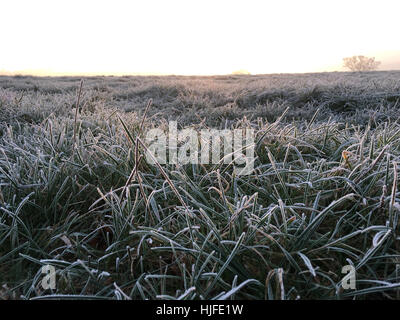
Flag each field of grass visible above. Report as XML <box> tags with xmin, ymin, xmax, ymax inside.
<box><xmin>1</xmin><ymin>71</ymin><xmax>400</xmax><ymax>300</ymax></box>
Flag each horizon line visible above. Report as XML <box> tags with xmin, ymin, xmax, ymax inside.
<box><xmin>2</xmin><ymin>69</ymin><xmax>400</xmax><ymax>78</ymax></box>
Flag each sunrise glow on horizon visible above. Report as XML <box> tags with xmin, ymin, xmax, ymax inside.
<box><xmin>1</xmin><ymin>0</ymin><xmax>399</xmax><ymax>76</ymax></box>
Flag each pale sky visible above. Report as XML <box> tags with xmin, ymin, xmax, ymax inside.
<box><xmin>0</xmin><ymin>0</ymin><xmax>399</xmax><ymax>75</ymax></box>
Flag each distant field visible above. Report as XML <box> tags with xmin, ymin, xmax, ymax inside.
<box><xmin>1</xmin><ymin>71</ymin><xmax>400</xmax><ymax>300</ymax></box>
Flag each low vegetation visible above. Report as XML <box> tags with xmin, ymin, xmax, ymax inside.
<box><xmin>1</xmin><ymin>71</ymin><xmax>400</xmax><ymax>300</ymax></box>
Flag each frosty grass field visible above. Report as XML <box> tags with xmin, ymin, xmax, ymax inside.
<box><xmin>1</xmin><ymin>71</ymin><xmax>400</xmax><ymax>300</ymax></box>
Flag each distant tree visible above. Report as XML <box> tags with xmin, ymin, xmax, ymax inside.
<box><xmin>343</xmin><ymin>55</ymin><xmax>381</xmax><ymax>72</ymax></box>
<box><xmin>232</xmin><ymin>69</ymin><xmax>251</xmax><ymax>75</ymax></box>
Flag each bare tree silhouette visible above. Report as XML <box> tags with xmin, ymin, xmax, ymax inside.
<box><xmin>343</xmin><ymin>55</ymin><xmax>381</xmax><ymax>72</ymax></box>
